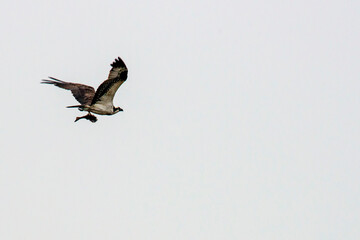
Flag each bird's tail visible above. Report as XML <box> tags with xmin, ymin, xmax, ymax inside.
<box><xmin>66</xmin><ymin>105</ymin><xmax>87</xmax><ymax>111</ymax></box>
<box><xmin>67</xmin><ymin>105</ymin><xmax>83</xmax><ymax>108</ymax></box>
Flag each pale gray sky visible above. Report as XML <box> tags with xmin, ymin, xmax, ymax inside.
<box><xmin>0</xmin><ymin>0</ymin><xmax>359</xmax><ymax>239</ymax></box>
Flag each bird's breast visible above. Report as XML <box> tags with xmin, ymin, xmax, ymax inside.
<box><xmin>89</xmin><ymin>103</ymin><xmax>114</xmax><ymax>115</ymax></box>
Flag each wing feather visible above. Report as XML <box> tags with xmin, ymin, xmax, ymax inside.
<box><xmin>91</xmin><ymin>57</ymin><xmax>128</xmax><ymax>105</ymax></box>
<box><xmin>108</xmin><ymin>57</ymin><xmax>128</xmax><ymax>80</ymax></box>
<box><xmin>41</xmin><ymin>77</ymin><xmax>95</xmax><ymax>105</ymax></box>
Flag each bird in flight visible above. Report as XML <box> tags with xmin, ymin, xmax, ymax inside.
<box><xmin>42</xmin><ymin>57</ymin><xmax>128</xmax><ymax>123</ymax></box>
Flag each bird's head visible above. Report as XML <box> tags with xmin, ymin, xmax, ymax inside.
<box><xmin>113</xmin><ymin>107</ymin><xmax>123</xmax><ymax>114</ymax></box>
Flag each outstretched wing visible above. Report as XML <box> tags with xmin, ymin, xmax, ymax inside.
<box><xmin>91</xmin><ymin>57</ymin><xmax>128</xmax><ymax>106</ymax></box>
<box><xmin>41</xmin><ymin>77</ymin><xmax>95</xmax><ymax>105</ymax></box>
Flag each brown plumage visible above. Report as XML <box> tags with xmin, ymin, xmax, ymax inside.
<box><xmin>41</xmin><ymin>77</ymin><xmax>95</xmax><ymax>105</ymax></box>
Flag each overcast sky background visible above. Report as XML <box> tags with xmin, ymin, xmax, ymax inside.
<box><xmin>0</xmin><ymin>0</ymin><xmax>359</xmax><ymax>239</ymax></box>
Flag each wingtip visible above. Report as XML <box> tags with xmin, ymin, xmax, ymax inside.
<box><xmin>111</xmin><ymin>56</ymin><xmax>127</xmax><ymax>68</ymax></box>
<box><xmin>41</xmin><ymin>79</ymin><xmax>52</xmax><ymax>84</ymax></box>
<box><xmin>41</xmin><ymin>77</ymin><xmax>66</xmax><ymax>85</ymax></box>
<box><xmin>48</xmin><ymin>77</ymin><xmax>64</xmax><ymax>82</ymax></box>
<box><xmin>41</xmin><ymin>76</ymin><xmax>61</xmax><ymax>82</ymax></box>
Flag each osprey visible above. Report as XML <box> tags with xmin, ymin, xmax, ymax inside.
<box><xmin>42</xmin><ymin>57</ymin><xmax>128</xmax><ymax>123</ymax></box>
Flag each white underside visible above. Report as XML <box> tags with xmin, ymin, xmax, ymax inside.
<box><xmin>83</xmin><ymin>103</ymin><xmax>114</xmax><ymax>115</ymax></box>
<box><xmin>84</xmin><ymin>80</ymin><xmax>124</xmax><ymax>115</ymax></box>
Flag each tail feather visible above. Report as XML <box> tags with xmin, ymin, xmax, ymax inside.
<box><xmin>66</xmin><ymin>105</ymin><xmax>83</xmax><ymax>108</ymax></box>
